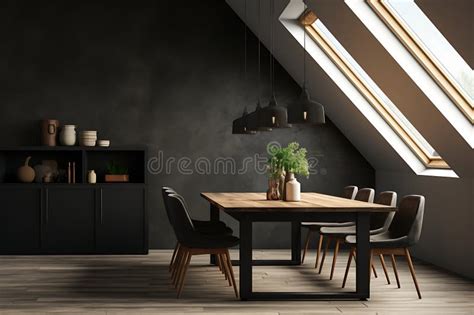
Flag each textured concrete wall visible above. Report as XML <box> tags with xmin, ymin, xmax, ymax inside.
<box><xmin>0</xmin><ymin>0</ymin><xmax>374</xmax><ymax>248</ymax></box>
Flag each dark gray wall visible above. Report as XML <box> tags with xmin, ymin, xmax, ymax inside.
<box><xmin>0</xmin><ymin>0</ymin><xmax>374</xmax><ymax>248</ymax></box>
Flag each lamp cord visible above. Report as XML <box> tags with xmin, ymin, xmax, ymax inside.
<box><xmin>303</xmin><ymin>4</ymin><xmax>306</xmax><ymax>89</ymax></box>
<box><xmin>270</xmin><ymin>0</ymin><xmax>275</xmax><ymax>97</ymax></box>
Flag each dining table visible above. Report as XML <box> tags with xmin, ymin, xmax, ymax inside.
<box><xmin>201</xmin><ymin>192</ymin><xmax>397</xmax><ymax>301</ymax></box>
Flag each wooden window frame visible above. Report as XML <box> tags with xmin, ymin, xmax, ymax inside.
<box><xmin>299</xmin><ymin>9</ymin><xmax>449</xmax><ymax>169</ymax></box>
<box><xmin>367</xmin><ymin>0</ymin><xmax>473</xmax><ymax>123</ymax></box>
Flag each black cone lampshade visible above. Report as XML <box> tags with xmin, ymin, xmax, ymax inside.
<box><xmin>246</xmin><ymin>100</ymin><xmax>272</xmax><ymax>132</ymax></box>
<box><xmin>232</xmin><ymin>107</ymin><xmax>256</xmax><ymax>134</ymax></box>
<box><xmin>288</xmin><ymin>88</ymin><xmax>325</xmax><ymax>124</ymax></box>
<box><xmin>260</xmin><ymin>95</ymin><xmax>292</xmax><ymax>128</ymax></box>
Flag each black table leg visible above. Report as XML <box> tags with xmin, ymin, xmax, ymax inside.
<box><xmin>291</xmin><ymin>220</ymin><xmax>302</xmax><ymax>264</ymax></box>
<box><xmin>356</xmin><ymin>213</ymin><xmax>370</xmax><ymax>300</ymax></box>
<box><xmin>210</xmin><ymin>203</ymin><xmax>219</xmax><ymax>265</ymax></box>
<box><xmin>239</xmin><ymin>215</ymin><xmax>252</xmax><ymax>300</ymax></box>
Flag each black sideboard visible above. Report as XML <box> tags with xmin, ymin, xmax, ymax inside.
<box><xmin>0</xmin><ymin>146</ymin><xmax>148</xmax><ymax>254</ymax></box>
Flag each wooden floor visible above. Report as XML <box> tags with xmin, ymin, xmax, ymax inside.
<box><xmin>0</xmin><ymin>250</ymin><xmax>472</xmax><ymax>315</ymax></box>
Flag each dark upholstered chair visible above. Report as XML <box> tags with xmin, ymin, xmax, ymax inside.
<box><xmin>301</xmin><ymin>186</ymin><xmax>358</xmax><ymax>267</ymax></box>
<box><xmin>163</xmin><ymin>192</ymin><xmax>239</xmax><ymax>298</ymax></box>
<box><xmin>320</xmin><ymin>191</ymin><xmax>397</xmax><ymax>281</ymax></box>
<box><xmin>317</xmin><ymin>188</ymin><xmax>375</xmax><ymax>277</ymax></box>
<box><xmin>162</xmin><ymin>187</ymin><xmax>233</xmax><ymax>272</ymax></box>
<box><xmin>343</xmin><ymin>195</ymin><xmax>425</xmax><ymax>299</ymax></box>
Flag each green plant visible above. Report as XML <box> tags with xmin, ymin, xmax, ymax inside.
<box><xmin>106</xmin><ymin>161</ymin><xmax>128</xmax><ymax>175</ymax></box>
<box><xmin>267</xmin><ymin>142</ymin><xmax>309</xmax><ymax>178</ymax></box>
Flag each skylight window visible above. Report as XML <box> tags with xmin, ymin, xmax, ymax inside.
<box><xmin>368</xmin><ymin>0</ymin><xmax>473</xmax><ymax>120</ymax></box>
<box><xmin>346</xmin><ymin>0</ymin><xmax>474</xmax><ymax>148</ymax></box>
<box><xmin>279</xmin><ymin>2</ymin><xmax>456</xmax><ymax>177</ymax></box>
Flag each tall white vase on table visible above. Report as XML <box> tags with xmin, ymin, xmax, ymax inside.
<box><xmin>285</xmin><ymin>172</ymin><xmax>301</xmax><ymax>202</ymax></box>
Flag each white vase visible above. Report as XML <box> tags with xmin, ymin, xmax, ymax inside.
<box><xmin>87</xmin><ymin>170</ymin><xmax>97</xmax><ymax>184</ymax></box>
<box><xmin>60</xmin><ymin>125</ymin><xmax>76</xmax><ymax>146</ymax></box>
<box><xmin>285</xmin><ymin>173</ymin><xmax>301</xmax><ymax>201</ymax></box>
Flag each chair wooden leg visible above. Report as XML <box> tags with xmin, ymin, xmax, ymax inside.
<box><xmin>318</xmin><ymin>236</ymin><xmax>331</xmax><ymax>274</ymax></box>
<box><xmin>391</xmin><ymin>254</ymin><xmax>401</xmax><ymax>288</ymax></box>
<box><xmin>220</xmin><ymin>253</ymin><xmax>231</xmax><ymax>286</ymax></box>
<box><xmin>169</xmin><ymin>242</ymin><xmax>180</xmax><ymax>272</ymax></box>
<box><xmin>177</xmin><ymin>251</ymin><xmax>192</xmax><ymax>298</ymax></box>
<box><xmin>329</xmin><ymin>238</ymin><xmax>340</xmax><ymax>280</ymax></box>
<box><xmin>301</xmin><ymin>229</ymin><xmax>312</xmax><ymax>264</ymax></box>
<box><xmin>175</xmin><ymin>250</ymin><xmax>189</xmax><ymax>289</ymax></box>
<box><xmin>342</xmin><ymin>247</ymin><xmax>354</xmax><ymax>288</ymax></box>
<box><xmin>379</xmin><ymin>254</ymin><xmax>391</xmax><ymax>284</ymax></box>
<box><xmin>216</xmin><ymin>253</ymin><xmax>223</xmax><ymax>273</ymax></box>
<box><xmin>225</xmin><ymin>249</ymin><xmax>239</xmax><ymax>299</ymax></box>
<box><xmin>369</xmin><ymin>250</ymin><xmax>373</xmax><ymax>283</ymax></box>
<box><xmin>315</xmin><ymin>234</ymin><xmax>323</xmax><ymax>269</ymax></box>
<box><xmin>171</xmin><ymin>247</ymin><xmax>184</xmax><ymax>283</ymax></box>
<box><xmin>404</xmin><ymin>248</ymin><xmax>422</xmax><ymax>299</ymax></box>
<box><xmin>371</xmin><ymin>261</ymin><xmax>378</xmax><ymax>278</ymax></box>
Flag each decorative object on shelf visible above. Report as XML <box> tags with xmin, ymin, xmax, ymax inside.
<box><xmin>42</xmin><ymin>160</ymin><xmax>59</xmax><ymax>180</ymax></box>
<box><xmin>87</xmin><ymin>170</ymin><xmax>97</xmax><ymax>184</ymax></box>
<box><xmin>285</xmin><ymin>172</ymin><xmax>301</xmax><ymax>201</ymax></box>
<box><xmin>17</xmin><ymin>156</ymin><xmax>35</xmax><ymax>183</ymax></box>
<box><xmin>266</xmin><ymin>142</ymin><xmax>309</xmax><ymax>201</ymax></box>
<box><xmin>79</xmin><ymin>130</ymin><xmax>97</xmax><ymax>147</ymax></box>
<box><xmin>67</xmin><ymin>162</ymin><xmax>71</xmax><ymax>183</ymax></box>
<box><xmin>40</xmin><ymin>119</ymin><xmax>59</xmax><ymax>146</ymax></box>
<box><xmin>43</xmin><ymin>172</ymin><xmax>53</xmax><ymax>183</ymax></box>
<box><xmin>60</xmin><ymin>125</ymin><xmax>77</xmax><ymax>146</ymax></box>
<box><xmin>260</xmin><ymin>0</ymin><xmax>292</xmax><ymax>129</ymax></box>
<box><xmin>72</xmin><ymin>162</ymin><xmax>76</xmax><ymax>183</ymax></box>
<box><xmin>287</xmin><ymin>6</ymin><xmax>325</xmax><ymax>125</ymax></box>
<box><xmin>34</xmin><ymin>164</ymin><xmax>51</xmax><ymax>183</ymax></box>
<box><xmin>105</xmin><ymin>161</ymin><xmax>129</xmax><ymax>182</ymax></box>
<box><xmin>97</xmin><ymin>140</ymin><xmax>110</xmax><ymax>147</ymax></box>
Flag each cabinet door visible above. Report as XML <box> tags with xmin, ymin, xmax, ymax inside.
<box><xmin>43</xmin><ymin>187</ymin><xmax>95</xmax><ymax>253</ymax></box>
<box><xmin>0</xmin><ymin>187</ymin><xmax>41</xmax><ymax>253</ymax></box>
<box><xmin>96</xmin><ymin>187</ymin><xmax>145</xmax><ymax>253</ymax></box>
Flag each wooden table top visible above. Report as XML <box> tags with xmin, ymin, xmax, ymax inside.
<box><xmin>201</xmin><ymin>192</ymin><xmax>396</xmax><ymax>213</ymax></box>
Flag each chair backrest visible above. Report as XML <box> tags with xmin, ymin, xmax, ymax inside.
<box><xmin>354</xmin><ymin>188</ymin><xmax>375</xmax><ymax>203</ymax></box>
<box><xmin>371</xmin><ymin>191</ymin><xmax>397</xmax><ymax>230</ymax></box>
<box><xmin>161</xmin><ymin>187</ymin><xmax>195</xmax><ymax>232</ymax></box>
<box><xmin>388</xmin><ymin>195</ymin><xmax>425</xmax><ymax>245</ymax></box>
<box><xmin>165</xmin><ymin>193</ymin><xmax>197</xmax><ymax>243</ymax></box>
<box><xmin>343</xmin><ymin>186</ymin><xmax>358</xmax><ymax>199</ymax></box>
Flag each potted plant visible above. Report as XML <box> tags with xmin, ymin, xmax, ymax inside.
<box><xmin>105</xmin><ymin>161</ymin><xmax>129</xmax><ymax>183</ymax></box>
<box><xmin>266</xmin><ymin>142</ymin><xmax>309</xmax><ymax>201</ymax></box>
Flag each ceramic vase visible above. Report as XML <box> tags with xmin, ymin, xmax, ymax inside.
<box><xmin>60</xmin><ymin>125</ymin><xmax>76</xmax><ymax>146</ymax></box>
<box><xmin>40</xmin><ymin>119</ymin><xmax>59</xmax><ymax>146</ymax></box>
<box><xmin>285</xmin><ymin>172</ymin><xmax>301</xmax><ymax>202</ymax></box>
<box><xmin>87</xmin><ymin>170</ymin><xmax>97</xmax><ymax>184</ymax></box>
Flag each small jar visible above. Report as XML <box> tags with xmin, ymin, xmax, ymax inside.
<box><xmin>87</xmin><ymin>170</ymin><xmax>97</xmax><ymax>184</ymax></box>
<box><xmin>60</xmin><ymin>125</ymin><xmax>76</xmax><ymax>146</ymax></box>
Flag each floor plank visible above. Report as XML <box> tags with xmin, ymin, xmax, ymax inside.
<box><xmin>0</xmin><ymin>250</ymin><xmax>472</xmax><ymax>314</ymax></box>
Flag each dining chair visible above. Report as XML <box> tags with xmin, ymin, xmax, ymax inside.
<box><xmin>162</xmin><ymin>187</ymin><xmax>233</xmax><ymax>272</ymax></box>
<box><xmin>319</xmin><ymin>191</ymin><xmax>397</xmax><ymax>281</ymax></box>
<box><xmin>163</xmin><ymin>193</ymin><xmax>239</xmax><ymax>298</ymax></box>
<box><xmin>317</xmin><ymin>188</ymin><xmax>375</xmax><ymax>277</ymax></box>
<box><xmin>342</xmin><ymin>195</ymin><xmax>425</xmax><ymax>299</ymax></box>
<box><xmin>301</xmin><ymin>186</ymin><xmax>358</xmax><ymax>267</ymax></box>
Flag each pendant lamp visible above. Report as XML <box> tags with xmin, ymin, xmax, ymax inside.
<box><xmin>260</xmin><ymin>0</ymin><xmax>292</xmax><ymax>129</ymax></box>
<box><xmin>287</xmin><ymin>7</ymin><xmax>325</xmax><ymax>125</ymax></box>
<box><xmin>246</xmin><ymin>0</ymin><xmax>272</xmax><ymax>132</ymax></box>
<box><xmin>232</xmin><ymin>0</ymin><xmax>256</xmax><ymax>134</ymax></box>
